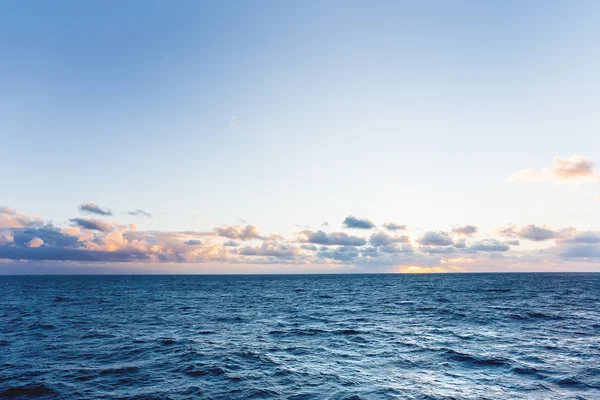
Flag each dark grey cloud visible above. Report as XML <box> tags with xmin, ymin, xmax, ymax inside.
<box><xmin>298</xmin><ymin>230</ymin><xmax>367</xmax><ymax>246</ymax></box>
<box><xmin>70</xmin><ymin>218</ymin><xmax>113</xmax><ymax>232</ymax></box>
<box><xmin>223</xmin><ymin>240</ymin><xmax>239</xmax><ymax>247</ymax></box>
<box><xmin>184</xmin><ymin>239</ymin><xmax>202</xmax><ymax>246</ymax></box>
<box><xmin>383</xmin><ymin>222</ymin><xmax>406</xmax><ymax>231</ymax></box>
<box><xmin>417</xmin><ymin>231</ymin><xmax>453</xmax><ymax>246</ymax></box>
<box><xmin>369</xmin><ymin>231</ymin><xmax>409</xmax><ymax>247</ymax></box>
<box><xmin>11</xmin><ymin>226</ymin><xmax>79</xmax><ymax>248</ymax></box>
<box><xmin>379</xmin><ymin>243</ymin><xmax>414</xmax><ymax>254</ymax></box>
<box><xmin>518</xmin><ymin>225</ymin><xmax>559</xmax><ymax>241</ymax></box>
<box><xmin>452</xmin><ymin>225</ymin><xmax>478</xmax><ymax>236</ymax></box>
<box><xmin>300</xmin><ymin>244</ymin><xmax>318</xmax><ymax>251</ymax></box>
<box><xmin>79</xmin><ymin>202</ymin><xmax>112</xmax><ymax>216</ymax></box>
<box><xmin>343</xmin><ymin>216</ymin><xmax>376</xmax><ymax>230</ymax></box>
<box><xmin>126</xmin><ymin>209</ymin><xmax>153</xmax><ymax>218</ymax></box>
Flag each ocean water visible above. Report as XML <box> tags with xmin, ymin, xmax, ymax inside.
<box><xmin>1</xmin><ymin>274</ymin><xmax>599</xmax><ymax>399</ymax></box>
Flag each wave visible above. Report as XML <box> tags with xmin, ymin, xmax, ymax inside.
<box><xmin>0</xmin><ymin>384</ymin><xmax>56</xmax><ymax>397</ymax></box>
<box><xmin>443</xmin><ymin>349</ymin><xmax>510</xmax><ymax>367</ymax></box>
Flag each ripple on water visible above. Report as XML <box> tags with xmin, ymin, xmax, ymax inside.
<box><xmin>0</xmin><ymin>274</ymin><xmax>599</xmax><ymax>399</ymax></box>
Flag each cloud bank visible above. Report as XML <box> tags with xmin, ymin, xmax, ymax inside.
<box><xmin>1</xmin><ymin>206</ymin><xmax>600</xmax><ymax>273</ymax></box>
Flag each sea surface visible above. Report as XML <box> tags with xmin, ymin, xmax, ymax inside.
<box><xmin>1</xmin><ymin>274</ymin><xmax>599</xmax><ymax>399</ymax></box>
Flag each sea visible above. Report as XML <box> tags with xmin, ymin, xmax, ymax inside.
<box><xmin>1</xmin><ymin>273</ymin><xmax>599</xmax><ymax>399</ymax></box>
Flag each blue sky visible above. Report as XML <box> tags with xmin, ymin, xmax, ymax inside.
<box><xmin>1</xmin><ymin>1</ymin><xmax>600</xmax><ymax>273</ymax></box>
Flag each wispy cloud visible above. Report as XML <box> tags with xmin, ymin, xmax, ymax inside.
<box><xmin>126</xmin><ymin>209</ymin><xmax>153</xmax><ymax>218</ymax></box>
<box><xmin>79</xmin><ymin>202</ymin><xmax>113</xmax><ymax>216</ymax></box>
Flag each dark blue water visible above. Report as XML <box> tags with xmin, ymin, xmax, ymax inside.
<box><xmin>1</xmin><ymin>274</ymin><xmax>599</xmax><ymax>399</ymax></box>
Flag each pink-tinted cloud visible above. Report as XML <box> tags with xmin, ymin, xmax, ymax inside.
<box><xmin>508</xmin><ymin>155</ymin><xmax>597</xmax><ymax>183</ymax></box>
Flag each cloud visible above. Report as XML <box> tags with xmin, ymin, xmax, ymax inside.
<box><xmin>518</xmin><ymin>225</ymin><xmax>560</xmax><ymax>241</ymax></box>
<box><xmin>12</xmin><ymin>226</ymin><xmax>80</xmax><ymax>248</ymax></box>
<box><xmin>2</xmin><ymin>205</ymin><xmax>600</xmax><ymax>272</ymax></box>
<box><xmin>495</xmin><ymin>224</ymin><xmax>517</xmax><ymax>238</ymax></box>
<box><xmin>508</xmin><ymin>155</ymin><xmax>597</xmax><ymax>183</ymax></box>
<box><xmin>452</xmin><ymin>225</ymin><xmax>478</xmax><ymax>236</ymax></box>
<box><xmin>343</xmin><ymin>216</ymin><xmax>376</xmax><ymax>229</ymax></box>
<box><xmin>0</xmin><ymin>207</ymin><xmax>42</xmax><ymax>228</ymax></box>
<box><xmin>79</xmin><ymin>202</ymin><xmax>113</xmax><ymax>216</ymax></box>
<box><xmin>0</xmin><ymin>246</ymin><xmax>149</xmax><ymax>262</ymax></box>
<box><xmin>236</xmin><ymin>242</ymin><xmax>301</xmax><ymax>258</ymax></box>
<box><xmin>559</xmin><ymin>244</ymin><xmax>600</xmax><ymax>258</ymax></box>
<box><xmin>417</xmin><ymin>231</ymin><xmax>453</xmax><ymax>246</ymax></box>
<box><xmin>379</xmin><ymin>243</ymin><xmax>414</xmax><ymax>254</ymax></box>
<box><xmin>369</xmin><ymin>231</ymin><xmax>409</xmax><ymax>247</ymax></box>
<box><xmin>297</xmin><ymin>230</ymin><xmax>367</xmax><ymax>246</ymax></box>
<box><xmin>27</xmin><ymin>238</ymin><xmax>44</xmax><ymax>248</ymax></box>
<box><xmin>317</xmin><ymin>246</ymin><xmax>360</xmax><ymax>261</ymax></box>
<box><xmin>214</xmin><ymin>225</ymin><xmax>263</xmax><ymax>240</ymax></box>
<box><xmin>70</xmin><ymin>218</ymin><xmax>114</xmax><ymax>232</ymax></box>
<box><xmin>557</xmin><ymin>230</ymin><xmax>600</xmax><ymax>244</ymax></box>
<box><xmin>468</xmin><ymin>239</ymin><xmax>510</xmax><ymax>252</ymax></box>
<box><xmin>126</xmin><ymin>209</ymin><xmax>153</xmax><ymax>218</ymax></box>
<box><xmin>383</xmin><ymin>222</ymin><xmax>406</xmax><ymax>231</ymax></box>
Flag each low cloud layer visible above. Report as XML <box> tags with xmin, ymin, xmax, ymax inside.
<box><xmin>1</xmin><ymin>206</ymin><xmax>600</xmax><ymax>272</ymax></box>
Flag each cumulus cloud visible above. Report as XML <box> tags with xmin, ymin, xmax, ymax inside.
<box><xmin>70</xmin><ymin>218</ymin><xmax>114</xmax><ymax>232</ymax></box>
<box><xmin>79</xmin><ymin>202</ymin><xmax>112</xmax><ymax>216</ymax></box>
<box><xmin>557</xmin><ymin>230</ymin><xmax>600</xmax><ymax>244</ymax></box>
<box><xmin>214</xmin><ymin>225</ymin><xmax>263</xmax><ymax>240</ymax></box>
<box><xmin>383</xmin><ymin>222</ymin><xmax>406</xmax><ymax>231</ymax></box>
<box><xmin>297</xmin><ymin>230</ymin><xmax>367</xmax><ymax>246</ymax></box>
<box><xmin>343</xmin><ymin>216</ymin><xmax>376</xmax><ymax>229</ymax></box>
<box><xmin>518</xmin><ymin>225</ymin><xmax>560</xmax><ymax>241</ymax></box>
<box><xmin>559</xmin><ymin>244</ymin><xmax>600</xmax><ymax>258</ymax></box>
<box><xmin>184</xmin><ymin>239</ymin><xmax>202</xmax><ymax>246</ymax></box>
<box><xmin>508</xmin><ymin>155</ymin><xmax>597</xmax><ymax>183</ymax></box>
<box><xmin>369</xmin><ymin>231</ymin><xmax>409</xmax><ymax>247</ymax></box>
<box><xmin>0</xmin><ymin>207</ymin><xmax>42</xmax><ymax>228</ymax></box>
<box><xmin>27</xmin><ymin>238</ymin><xmax>44</xmax><ymax>248</ymax></box>
<box><xmin>452</xmin><ymin>225</ymin><xmax>478</xmax><ymax>236</ymax></box>
<box><xmin>126</xmin><ymin>209</ymin><xmax>153</xmax><ymax>218</ymax></box>
<box><xmin>417</xmin><ymin>231</ymin><xmax>453</xmax><ymax>246</ymax></box>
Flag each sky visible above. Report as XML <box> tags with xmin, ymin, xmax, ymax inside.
<box><xmin>1</xmin><ymin>1</ymin><xmax>600</xmax><ymax>273</ymax></box>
